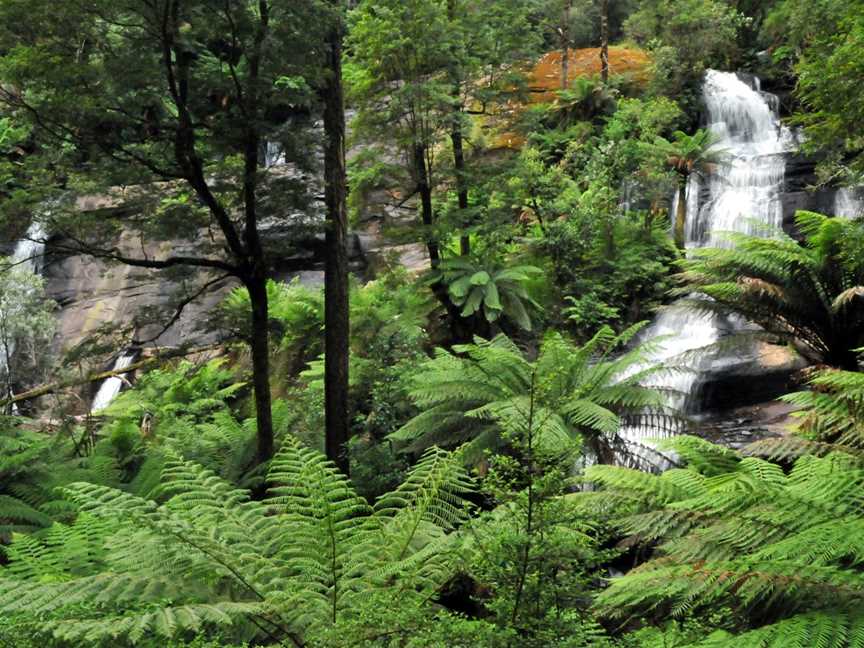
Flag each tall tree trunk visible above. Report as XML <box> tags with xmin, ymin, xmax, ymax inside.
<box><xmin>247</xmin><ymin>275</ymin><xmax>275</xmax><ymax>464</ymax></box>
<box><xmin>674</xmin><ymin>181</ymin><xmax>687</xmax><ymax>250</ymax></box>
<box><xmin>414</xmin><ymin>143</ymin><xmax>440</xmax><ymax>268</ymax></box>
<box><xmin>600</xmin><ymin>0</ymin><xmax>609</xmax><ymax>83</ymax></box>
<box><xmin>321</xmin><ymin>2</ymin><xmax>351</xmax><ymax>475</ymax></box>
<box><xmin>447</xmin><ymin>0</ymin><xmax>470</xmax><ymax>257</ymax></box>
<box><xmin>452</xmin><ymin>116</ymin><xmax>470</xmax><ymax>257</ymax></box>
<box><xmin>561</xmin><ymin>0</ymin><xmax>572</xmax><ymax>89</ymax></box>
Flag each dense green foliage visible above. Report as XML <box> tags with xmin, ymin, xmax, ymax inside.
<box><xmin>585</xmin><ymin>433</ymin><xmax>864</xmax><ymax>646</ymax></box>
<box><xmin>392</xmin><ymin>326</ymin><xmax>675</xmax><ymax>462</ymax></box>
<box><xmin>2</xmin><ymin>0</ymin><xmax>864</xmax><ymax>646</ymax></box>
<box><xmin>0</xmin><ymin>443</ymin><xmax>474</xmax><ymax>646</ymax></box>
<box><xmin>677</xmin><ymin>211</ymin><xmax>864</xmax><ymax>369</ymax></box>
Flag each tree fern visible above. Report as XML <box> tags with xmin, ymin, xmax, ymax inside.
<box><xmin>581</xmin><ymin>435</ymin><xmax>864</xmax><ymax>647</ymax></box>
<box><xmin>391</xmin><ymin>326</ymin><xmax>679</xmax><ymax>466</ymax></box>
<box><xmin>676</xmin><ymin>210</ymin><xmax>864</xmax><ymax>369</ymax></box>
<box><xmin>1</xmin><ymin>417</ymin><xmax>123</xmax><ymax>548</ymax></box>
<box><xmin>0</xmin><ymin>441</ymin><xmax>474</xmax><ymax>646</ymax></box>
<box><xmin>747</xmin><ymin>367</ymin><xmax>864</xmax><ymax>463</ymax></box>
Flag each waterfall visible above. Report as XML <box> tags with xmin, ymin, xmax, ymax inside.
<box><xmin>11</xmin><ymin>221</ymin><xmax>46</xmax><ymax>272</ymax></box>
<box><xmin>689</xmin><ymin>71</ymin><xmax>793</xmax><ymax>246</ymax></box>
<box><xmin>1</xmin><ymin>220</ymin><xmax>47</xmax><ymax>404</ymax></box>
<box><xmin>619</xmin><ymin>71</ymin><xmax>794</xmax><ymax>467</ymax></box>
<box><xmin>264</xmin><ymin>141</ymin><xmax>285</xmax><ymax>168</ymax></box>
<box><xmin>90</xmin><ymin>352</ymin><xmax>137</xmax><ymax>413</ymax></box>
<box><xmin>835</xmin><ymin>187</ymin><xmax>864</xmax><ymax>218</ymax></box>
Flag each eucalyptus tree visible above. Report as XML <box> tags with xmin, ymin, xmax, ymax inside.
<box><xmin>320</xmin><ymin>0</ymin><xmax>351</xmax><ymax>473</ymax></box>
<box><xmin>561</xmin><ymin>0</ymin><xmax>574</xmax><ymax>88</ymax></box>
<box><xmin>0</xmin><ymin>0</ymin><xmax>334</xmax><ymax>463</ymax></box>
<box><xmin>599</xmin><ymin>0</ymin><xmax>609</xmax><ymax>83</ymax></box>
<box><xmin>348</xmin><ymin>0</ymin><xmax>455</xmax><ymax>268</ymax></box>
<box><xmin>445</xmin><ymin>0</ymin><xmax>543</xmax><ymax>256</ymax></box>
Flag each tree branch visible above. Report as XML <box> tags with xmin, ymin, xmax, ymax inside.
<box><xmin>46</xmin><ymin>235</ymin><xmax>238</xmax><ymax>273</ymax></box>
<box><xmin>132</xmin><ymin>273</ymin><xmax>234</xmax><ymax>346</ymax></box>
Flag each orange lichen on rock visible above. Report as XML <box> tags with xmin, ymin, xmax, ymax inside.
<box><xmin>528</xmin><ymin>47</ymin><xmax>652</xmax><ymax>103</ymax></box>
<box><xmin>487</xmin><ymin>46</ymin><xmax>652</xmax><ymax>149</ymax></box>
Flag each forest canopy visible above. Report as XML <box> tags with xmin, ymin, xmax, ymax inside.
<box><xmin>1</xmin><ymin>0</ymin><xmax>864</xmax><ymax>646</ymax></box>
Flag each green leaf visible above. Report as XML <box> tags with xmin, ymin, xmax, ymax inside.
<box><xmin>483</xmin><ymin>282</ymin><xmax>501</xmax><ymax>311</ymax></box>
<box><xmin>449</xmin><ymin>275</ymin><xmax>473</xmax><ymax>299</ymax></box>
<box><xmin>469</xmin><ymin>271</ymin><xmax>491</xmax><ymax>286</ymax></box>
<box><xmin>461</xmin><ymin>288</ymin><xmax>484</xmax><ymax>317</ymax></box>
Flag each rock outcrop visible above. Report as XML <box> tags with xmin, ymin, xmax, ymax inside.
<box><xmin>694</xmin><ymin>340</ymin><xmax>808</xmax><ymax>412</ymax></box>
<box><xmin>38</xmin><ymin>200</ymin><xmax>367</xmax><ymax>355</ymax></box>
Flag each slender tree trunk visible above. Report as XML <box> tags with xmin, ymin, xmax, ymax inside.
<box><xmin>560</xmin><ymin>0</ymin><xmax>572</xmax><ymax>89</ymax></box>
<box><xmin>511</xmin><ymin>369</ymin><xmax>537</xmax><ymax>625</ymax></box>
<box><xmin>604</xmin><ymin>215</ymin><xmax>615</xmax><ymax>258</ymax></box>
<box><xmin>600</xmin><ymin>0</ymin><xmax>609</xmax><ymax>83</ymax></box>
<box><xmin>1</xmin><ymin>324</ymin><xmax>12</xmax><ymax>415</ymax></box>
<box><xmin>452</xmin><ymin>105</ymin><xmax>471</xmax><ymax>256</ymax></box>
<box><xmin>247</xmin><ymin>275</ymin><xmax>274</xmax><ymax>464</ymax></box>
<box><xmin>414</xmin><ymin>143</ymin><xmax>440</xmax><ymax>268</ymax></box>
<box><xmin>321</xmin><ymin>2</ymin><xmax>351</xmax><ymax>475</ymax></box>
<box><xmin>447</xmin><ymin>0</ymin><xmax>470</xmax><ymax>257</ymax></box>
<box><xmin>674</xmin><ymin>181</ymin><xmax>687</xmax><ymax>250</ymax></box>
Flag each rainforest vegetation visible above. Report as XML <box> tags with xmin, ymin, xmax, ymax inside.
<box><xmin>1</xmin><ymin>0</ymin><xmax>864</xmax><ymax>646</ymax></box>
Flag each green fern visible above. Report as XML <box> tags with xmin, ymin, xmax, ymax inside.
<box><xmin>391</xmin><ymin>326</ymin><xmax>678</xmax><ymax>464</ymax></box>
<box><xmin>582</xmin><ymin>434</ymin><xmax>864</xmax><ymax>647</ymax></box>
<box><xmin>676</xmin><ymin>210</ymin><xmax>864</xmax><ymax>369</ymax></box>
<box><xmin>1</xmin><ymin>417</ymin><xmax>124</xmax><ymax>548</ymax></box>
<box><xmin>0</xmin><ymin>441</ymin><xmax>474</xmax><ymax>646</ymax></box>
<box><xmin>431</xmin><ymin>257</ymin><xmax>543</xmax><ymax>331</ymax></box>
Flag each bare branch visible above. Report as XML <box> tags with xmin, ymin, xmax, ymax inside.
<box><xmin>132</xmin><ymin>272</ymin><xmax>234</xmax><ymax>346</ymax></box>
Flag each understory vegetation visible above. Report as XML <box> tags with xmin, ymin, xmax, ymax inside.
<box><xmin>1</xmin><ymin>0</ymin><xmax>864</xmax><ymax>646</ymax></box>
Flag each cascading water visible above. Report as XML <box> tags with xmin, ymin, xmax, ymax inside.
<box><xmin>688</xmin><ymin>72</ymin><xmax>794</xmax><ymax>246</ymax></box>
<box><xmin>264</xmin><ymin>141</ymin><xmax>285</xmax><ymax>168</ymax></box>
<box><xmin>1</xmin><ymin>221</ymin><xmax>47</xmax><ymax>404</ymax></box>
<box><xmin>11</xmin><ymin>221</ymin><xmax>46</xmax><ymax>272</ymax></box>
<box><xmin>835</xmin><ymin>187</ymin><xmax>864</xmax><ymax>218</ymax></box>
<box><xmin>90</xmin><ymin>352</ymin><xmax>137</xmax><ymax>413</ymax></box>
<box><xmin>619</xmin><ymin>71</ymin><xmax>795</xmax><ymax>467</ymax></box>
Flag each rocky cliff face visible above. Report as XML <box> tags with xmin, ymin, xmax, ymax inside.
<box><xmin>36</xmin><ymin>202</ymin><xmax>367</xmax><ymax>359</ymax></box>
<box><xmin>43</xmin><ymin>232</ymin><xmax>235</xmax><ymax>353</ymax></box>
<box><xmin>781</xmin><ymin>154</ymin><xmax>848</xmax><ymax>233</ymax></box>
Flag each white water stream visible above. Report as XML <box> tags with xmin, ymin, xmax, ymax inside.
<box><xmin>11</xmin><ymin>220</ymin><xmax>47</xmax><ymax>273</ymax></box>
<box><xmin>619</xmin><ymin>71</ymin><xmax>795</xmax><ymax>467</ymax></box>
<box><xmin>835</xmin><ymin>187</ymin><xmax>864</xmax><ymax>218</ymax></box>
<box><xmin>90</xmin><ymin>352</ymin><xmax>137</xmax><ymax>413</ymax></box>
<box><xmin>1</xmin><ymin>221</ymin><xmax>47</xmax><ymax>402</ymax></box>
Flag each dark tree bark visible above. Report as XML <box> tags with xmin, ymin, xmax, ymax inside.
<box><xmin>321</xmin><ymin>0</ymin><xmax>351</xmax><ymax>475</ymax></box>
<box><xmin>674</xmin><ymin>181</ymin><xmax>687</xmax><ymax>250</ymax></box>
<box><xmin>561</xmin><ymin>0</ymin><xmax>572</xmax><ymax>89</ymax></box>
<box><xmin>452</xmin><ymin>122</ymin><xmax>470</xmax><ymax>257</ymax></box>
<box><xmin>240</xmin><ymin>0</ymin><xmax>276</xmax><ymax>464</ymax></box>
<box><xmin>414</xmin><ymin>143</ymin><xmax>440</xmax><ymax>267</ymax></box>
<box><xmin>447</xmin><ymin>0</ymin><xmax>470</xmax><ymax>257</ymax></box>
<box><xmin>247</xmin><ymin>274</ymin><xmax>275</xmax><ymax>464</ymax></box>
<box><xmin>600</xmin><ymin>0</ymin><xmax>610</xmax><ymax>83</ymax></box>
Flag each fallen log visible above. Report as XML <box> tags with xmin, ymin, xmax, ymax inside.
<box><xmin>1</xmin><ymin>344</ymin><xmax>224</xmax><ymax>408</ymax></box>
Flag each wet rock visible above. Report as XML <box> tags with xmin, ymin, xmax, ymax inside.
<box><xmin>694</xmin><ymin>341</ymin><xmax>808</xmax><ymax>412</ymax></box>
<box><xmin>696</xmin><ymin>399</ymin><xmax>798</xmax><ymax>450</ymax></box>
